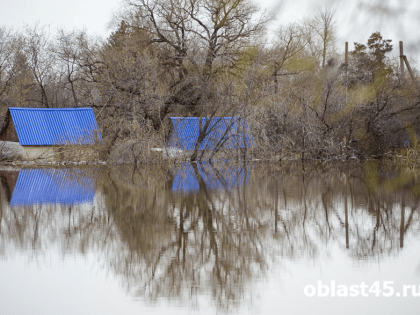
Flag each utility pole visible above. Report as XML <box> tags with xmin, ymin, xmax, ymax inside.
<box><xmin>399</xmin><ymin>41</ymin><xmax>404</xmax><ymax>77</ymax></box>
<box><xmin>403</xmin><ymin>56</ymin><xmax>416</xmax><ymax>82</ymax></box>
<box><xmin>399</xmin><ymin>41</ymin><xmax>416</xmax><ymax>82</ymax></box>
<box><xmin>345</xmin><ymin>42</ymin><xmax>348</xmax><ymax>79</ymax></box>
<box><xmin>345</xmin><ymin>42</ymin><xmax>348</xmax><ymax>104</ymax></box>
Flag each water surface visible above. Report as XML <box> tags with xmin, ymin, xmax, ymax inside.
<box><xmin>0</xmin><ymin>161</ymin><xmax>419</xmax><ymax>314</ymax></box>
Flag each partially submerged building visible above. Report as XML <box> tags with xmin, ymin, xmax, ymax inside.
<box><xmin>166</xmin><ymin>117</ymin><xmax>255</xmax><ymax>157</ymax></box>
<box><xmin>0</xmin><ymin>107</ymin><xmax>100</xmax><ymax>161</ymax></box>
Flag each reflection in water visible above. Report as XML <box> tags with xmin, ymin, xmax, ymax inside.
<box><xmin>171</xmin><ymin>162</ymin><xmax>250</xmax><ymax>192</ymax></box>
<box><xmin>0</xmin><ymin>161</ymin><xmax>420</xmax><ymax>313</ymax></box>
<box><xmin>10</xmin><ymin>168</ymin><xmax>95</xmax><ymax>206</ymax></box>
<box><xmin>0</xmin><ymin>167</ymin><xmax>107</xmax><ymax>256</ymax></box>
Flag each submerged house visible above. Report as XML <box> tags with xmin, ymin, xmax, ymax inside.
<box><xmin>167</xmin><ymin>117</ymin><xmax>255</xmax><ymax>157</ymax></box>
<box><xmin>0</xmin><ymin>107</ymin><xmax>100</xmax><ymax>161</ymax></box>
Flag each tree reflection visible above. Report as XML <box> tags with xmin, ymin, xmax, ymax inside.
<box><xmin>0</xmin><ymin>168</ymin><xmax>116</xmax><ymax>257</ymax></box>
<box><xmin>0</xmin><ymin>161</ymin><xmax>420</xmax><ymax>311</ymax></box>
<box><xmin>100</xmin><ymin>161</ymin><xmax>420</xmax><ymax>310</ymax></box>
<box><xmin>101</xmin><ymin>162</ymin><xmax>267</xmax><ymax>311</ymax></box>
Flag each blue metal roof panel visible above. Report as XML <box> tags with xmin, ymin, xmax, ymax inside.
<box><xmin>10</xmin><ymin>168</ymin><xmax>95</xmax><ymax>206</ymax></box>
<box><xmin>168</xmin><ymin>117</ymin><xmax>255</xmax><ymax>150</ymax></box>
<box><xmin>9</xmin><ymin>107</ymin><xmax>100</xmax><ymax>145</ymax></box>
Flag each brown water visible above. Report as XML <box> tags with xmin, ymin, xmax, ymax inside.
<box><xmin>0</xmin><ymin>161</ymin><xmax>419</xmax><ymax>315</ymax></box>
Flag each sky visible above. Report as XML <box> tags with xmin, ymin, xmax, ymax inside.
<box><xmin>0</xmin><ymin>0</ymin><xmax>419</xmax><ymax>61</ymax></box>
<box><xmin>0</xmin><ymin>0</ymin><xmax>120</xmax><ymax>37</ymax></box>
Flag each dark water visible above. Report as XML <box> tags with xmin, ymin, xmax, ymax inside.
<box><xmin>0</xmin><ymin>161</ymin><xmax>419</xmax><ymax>314</ymax></box>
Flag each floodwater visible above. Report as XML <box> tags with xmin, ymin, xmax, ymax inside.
<box><xmin>0</xmin><ymin>161</ymin><xmax>419</xmax><ymax>315</ymax></box>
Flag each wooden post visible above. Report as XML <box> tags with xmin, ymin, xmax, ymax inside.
<box><xmin>399</xmin><ymin>41</ymin><xmax>404</xmax><ymax>77</ymax></box>
<box><xmin>403</xmin><ymin>56</ymin><xmax>415</xmax><ymax>82</ymax></box>
<box><xmin>345</xmin><ymin>42</ymin><xmax>348</xmax><ymax>66</ymax></box>
<box><xmin>345</xmin><ymin>42</ymin><xmax>348</xmax><ymax>79</ymax></box>
<box><xmin>345</xmin><ymin>42</ymin><xmax>348</xmax><ymax>104</ymax></box>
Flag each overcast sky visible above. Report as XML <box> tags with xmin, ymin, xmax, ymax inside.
<box><xmin>1</xmin><ymin>0</ymin><xmax>419</xmax><ymax>61</ymax></box>
<box><xmin>0</xmin><ymin>0</ymin><xmax>120</xmax><ymax>36</ymax></box>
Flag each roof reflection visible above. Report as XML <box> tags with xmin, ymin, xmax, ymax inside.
<box><xmin>171</xmin><ymin>162</ymin><xmax>250</xmax><ymax>192</ymax></box>
<box><xmin>10</xmin><ymin>168</ymin><xmax>95</xmax><ymax>206</ymax></box>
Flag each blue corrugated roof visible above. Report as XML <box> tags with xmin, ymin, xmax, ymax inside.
<box><xmin>171</xmin><ymin>162</ymin><xmax>250</xmax><ymax>192</ymax></box>
<box><xmin>9</xmin><ymin>107</ymin><xmax>100</xmax><ymax>145</ymax></box>
<box><xmin>10</xmin><ymin>168</ymin><xmax>95</xmax><ymax>206</ymax></box>
<box><xmin>168</xmin><ymin>117</ymin><xmax>255</xmax><ymax>150</ymax></box>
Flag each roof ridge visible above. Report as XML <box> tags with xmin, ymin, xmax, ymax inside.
<box><xmin>9</xmin><ymin>107</ymin><xmax>93</xmax><ymax>111</ymax></box>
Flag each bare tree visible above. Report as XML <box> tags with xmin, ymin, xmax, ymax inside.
<box><xmin>309</xmin><ymin>7</ymin><xmax>337</xmax><ymax>69</ymax></box>
<box><xmin>0</xmin><ymin>28</ymin><xmax>38</xmax><ymax>115</ymax></box>
<box><xmin>269</xmin><ymin>22</ymin><xmax>315</xmax><ymax>94</ymax></box>
<box><xmin>123</xmin><ymin>0</ymin><xmax>269</xmax><ymax>72</ymax></box>
<box><xmin>0</xmin><ymin>27</ymin><xmax>15</xmax><ymax>104</ymax></box>
<box><xmin>22</xmin><ymin>26</ymin><xmax>52</xmax><ymax>107</ymax></box>
<box><xmin>53</xmin><ymin>29</ymin><xmax>86</xmax><ymax>107</ymax></box>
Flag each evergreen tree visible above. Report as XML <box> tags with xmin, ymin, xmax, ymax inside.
<box><xmin>349</xmin><ymin>32</ymin><xmax>393</xmax><ymax>85</ymax></box>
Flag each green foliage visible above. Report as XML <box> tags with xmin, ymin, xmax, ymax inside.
<box><xmin>349</xmin><ymin>32</ymin><xmax>393</xmax><ymax>85</ymax></box>
<box><xmin>284</xmin><ymin>54</ymin><xmax>317</xmax><ymax>72</ymax></box>
<box><xmin>367</xmin><ymin>32</ymin><xmax>393</xmax><ymax>64</ymax></box>
<box><xmin>230</xmin><ymin>46</ymin><xmax>260</xmax><ymax>74</ymax></box>
<box><xmin>351</xmin><ymin>32</ymin><xmax>392</xmax><ymax>66</ymax></box>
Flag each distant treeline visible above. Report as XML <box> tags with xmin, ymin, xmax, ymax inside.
<box><xmin>1</xmin><ymin>1</ymin><xmax>419</xmax><ymax>162</ymax></box>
